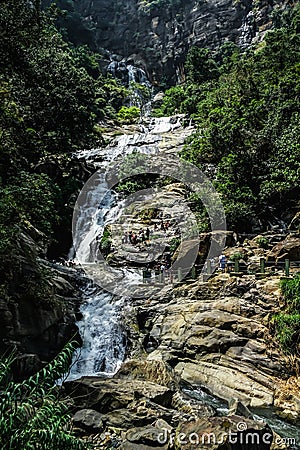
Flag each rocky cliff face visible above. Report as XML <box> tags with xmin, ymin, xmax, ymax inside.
<box><xmin>0</xmin><ymin>228</ymin><xmax>84</xmax><ymax>379</ymax></box>
<box><xmin>76</xmin><ymin>0</ymin><xmax>286</xmax><ymax>83</ymax></box>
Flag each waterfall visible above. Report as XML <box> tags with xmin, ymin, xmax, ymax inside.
<box><xmin>69</xmin><ymin>115</ymin><xmax>190</xmax><ymax>380</ymax></box>
<box><xmin>107</xmin><ymin>57</ymin><xmax>152</xmax><ymax>108</ymax></box>
<box><xmin>68</xmin><ymin>287</ymin><xmax>126</xmax><ymax>380</ymax></box>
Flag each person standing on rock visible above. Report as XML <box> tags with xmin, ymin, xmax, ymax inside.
<box><xmin>219</xmin><ymin>254</ymin><xmax>227</xmax><ymax>271</ymax></box>
<box><xmin>145</xmin><ymin>227</ymin><xmax>150</xmax><ymax>241</ymax></box>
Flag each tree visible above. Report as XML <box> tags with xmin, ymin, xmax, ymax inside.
<box><xmin>185</xmin><ymin>47</ymin><xmax>219</xmax><ymax>84</ymax></box>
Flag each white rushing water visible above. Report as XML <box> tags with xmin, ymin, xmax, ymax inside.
<box><xmin>68</xmin><ymin>286</ymin><xmax>127</xmax><ymax>380</ymax></box>
<box><xmin>69</xmin><ymin>114</ymin><xmax>189</xmax><ymax>380</ymax></box>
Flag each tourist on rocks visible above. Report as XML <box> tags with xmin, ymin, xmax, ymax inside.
<box><xmin>129</xmin><ymin>231</ymin><xmax>134</xmax><ymax>244</ymax></box>
<box><xmin>145</xmin><ymin>227</ymin><xmax>150</xmax><ymax>240</ymax></box>
<box><xmin>219</xmin><ymin>254</ymin><xmax>227</xmax><ymax>271</ymax></box>
<box><xmin>160</xmin><ymin>220</ymin><xmax>166</xmax><ymax>232</ymax></box>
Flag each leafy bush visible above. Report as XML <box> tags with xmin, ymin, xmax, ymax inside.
<box><xmin>138</xmin><ymin>208</ymin><xmax>158</xmax><ymax>223</ymax></box>
<box><xmin>273</xmin><ymin>274</ymin><xmax>300</xmax><ymax>354</ymax></box>
<box><xmin>100</xmin><ymin>227</ymin><xmax>112</xmax><ymax>256</ymax></box>
<box><xmin>273</xmin><ymin>313</ymin><xmax>300</xmax><ymax>354</ymax></box>
<box><xmin>117</xmin><ymin>106</ymin><xmax>140</xmax><ymax>124</ymax></box>
<box><xmin>280</xmin><ymin>273</ymin><xmax>300</xmax><ymax>313</ymax></box>
<box><xmin>256</xmin><ymin>236</ymin><xmax>269</xmax><ymax>249</ymax></box>
<box><xmin>0</xmin><ymin>341</ymin><xmax>87</xmax><ymax>449</ymax></box>
<box><xmin>229</xmin><ymin>252</ymin><xmax>244</xmax><ymax>262</ymax></box>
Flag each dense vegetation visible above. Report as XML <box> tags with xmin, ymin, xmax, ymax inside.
<box><xmin>0</xmin><ymin>0</ymin><xmax>129</xmax><ymax>285</ymax></box>
<box><xmin>154</xmin><ymin>3</ymin><xmax>300</xmax><ymax>232</ymax></box>
<box><xmin>274</xmin><ymin>275</ymin><xmax>300</xmax><ymax>356</ymax></box>
<box><xmin>0</xmin><ymin>342</ymin><xmax>86</xmax><ymax>449</ymax></box>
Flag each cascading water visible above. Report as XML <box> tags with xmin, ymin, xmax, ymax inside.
<box><xmin>69</xmin><ymin>114</ymin><xmax>190</xmax><ymax>380</ymax></box>
<box><xmin>68</xmin><ymin>285</ymin><xmax>127</xmax><ymax>380</ymax></box>
<box><xmin>69</xmin><ymin>171</ymin><xmax>128</xmax><ymax>379</ymax></box>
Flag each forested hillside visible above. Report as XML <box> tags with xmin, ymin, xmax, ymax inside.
<box><xmin>155</xmin><ymin>3</ymin><xmax>300</xmax><ymax>231</ymax></box>
<box><xmin>0</xmin><ymin>0</ymin><xmax>127</xmax><ymax>265</ymax></box>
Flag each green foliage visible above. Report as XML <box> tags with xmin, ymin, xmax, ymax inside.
<box><xmin>0</xmin><ymin>0</ymin><xmax>128</xmax><ymax>268</ymax></box>
<box><xmin>273</xmin><ymin>274</ymin><xmax>300</xmax><ymax>354</ymax></box>
<box><xmin>273</xmin><ymin>313</ymin><xmax>300</xmax><ymax>355</ymax></box>
<box><xmin>169</xmin><ymin>237</ymin><xmax>181</xmax><ymax>254</ymax></box>
<box><xmin>0</xmin><ymin>0</ymin><xmax>129</xmax><ymax>311</ymax></box>
<box><xmin>280</xmin><ymin>274</ymin><xmax>300</xmax><ymax>313</ymax></box>
<box><xmin>229</xmin><ymin>252</ymin><xmax>244</xmax><ymax>262</ymax></box>
<box><xmin>100</xmin><ymin>227</ymin><xmax>112</xmax><ymax>256</ymax></box>
<box><xmin>115</xmin><ymin>152</ymin><xmax>158</xmax><ymax>195</ymax></box>
<box><xmin>117</xmin><ymin>106</ymin><xmax>141</xmax><ymax>124</ymax></box>
<box><xmin>156</xmin><ymin>3</ymin><xmax>300</xmax><ymax>231</ymax></box>
<box><xmin>0</xmin><ymin>341</ymin><xmax>87</xmax><ymax>449</ymax></box>
<box><xmin>152</xmin><ymin>86</ymin><xmax>186</xmax><ymax>116</ymax></box>
<box><xmin>138</xmin><ymin>208</ymin><xmax>158</xmax><ymax>223</ymax></box>
<box><xmin>256</xmin><ymin>236</ymin><xmax>269</xmax><ymax>249</ymax></box>
<box><xmin>185</xmin><ymin>47</ymin><xmax>219</xmax><ymax>84</ymax></box>
<box><xmin>45</xmin><ymin>0</ymin><xmax>96</xmax><ymax>47</ymax></box>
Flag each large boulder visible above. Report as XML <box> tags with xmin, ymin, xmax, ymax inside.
<box><xmin>174</xmin><ymin>361</ymin><xmax>274</xmax><ymax>408</ymax></box>
<box><xmin>64</xmin><ymin>377</ymin><xmax>173</xmax><ymax>412</ymax></box>
<box><xmin>120</xmin><ymin>419</ymin><xmax>172</xmax><ymax>450</ymax></box>
<box><xmin>72</xmin><ymin>409</ymin><xmax>104</xmax><ymax>432</ymax></box>
<box><xmin>269</xmin><ymin>235</ymin><xmax>300</xmax><ymax>261</ymax></box>
<box><xmin>115</xmin><ymin>358</ymin><xmax>179</xmax><ymax>390</ymax></box>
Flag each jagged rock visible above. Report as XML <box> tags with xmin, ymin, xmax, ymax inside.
<box><xmin>115</xmin><ymin>358</ymin><xmax>179</xmax><ymax>390</ymax></box>
<box><xmin>0</xmin><ymin>231</ymin><xmax>81</xmax><ymax>377</ymax></box>
<box><xmin>72</xmin><ymin>409</ymin><xmax>104</xmax><ymax>432</ymax></box>
<box><xmin>103</xmin><ymin>398</ymin><xmax>175</xmax><ymax>429</ymax></box>
<box><xmin>73</xmin><ymin>0</ymin><xmax>284</xmax><ymax>83</ymax></box>
<box><xmin>227</xmin><ymin>398</ymin><xmax>253</xmax><ymax>418</ymax></box>
<box><xmin>64</xmin><ymin>377</ymin><xmax>174</xmax><ymax>412</ymax></box>
<box><xmin>269</xmin><ymin>235</ymin><xmax>300</xmax><ymax>261</ymax></box>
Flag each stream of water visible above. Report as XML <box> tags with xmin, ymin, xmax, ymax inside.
<box><xmin>69</xmin><ymin>113</ymin><xmax>189</xmax><ymax>379</ymax></box>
